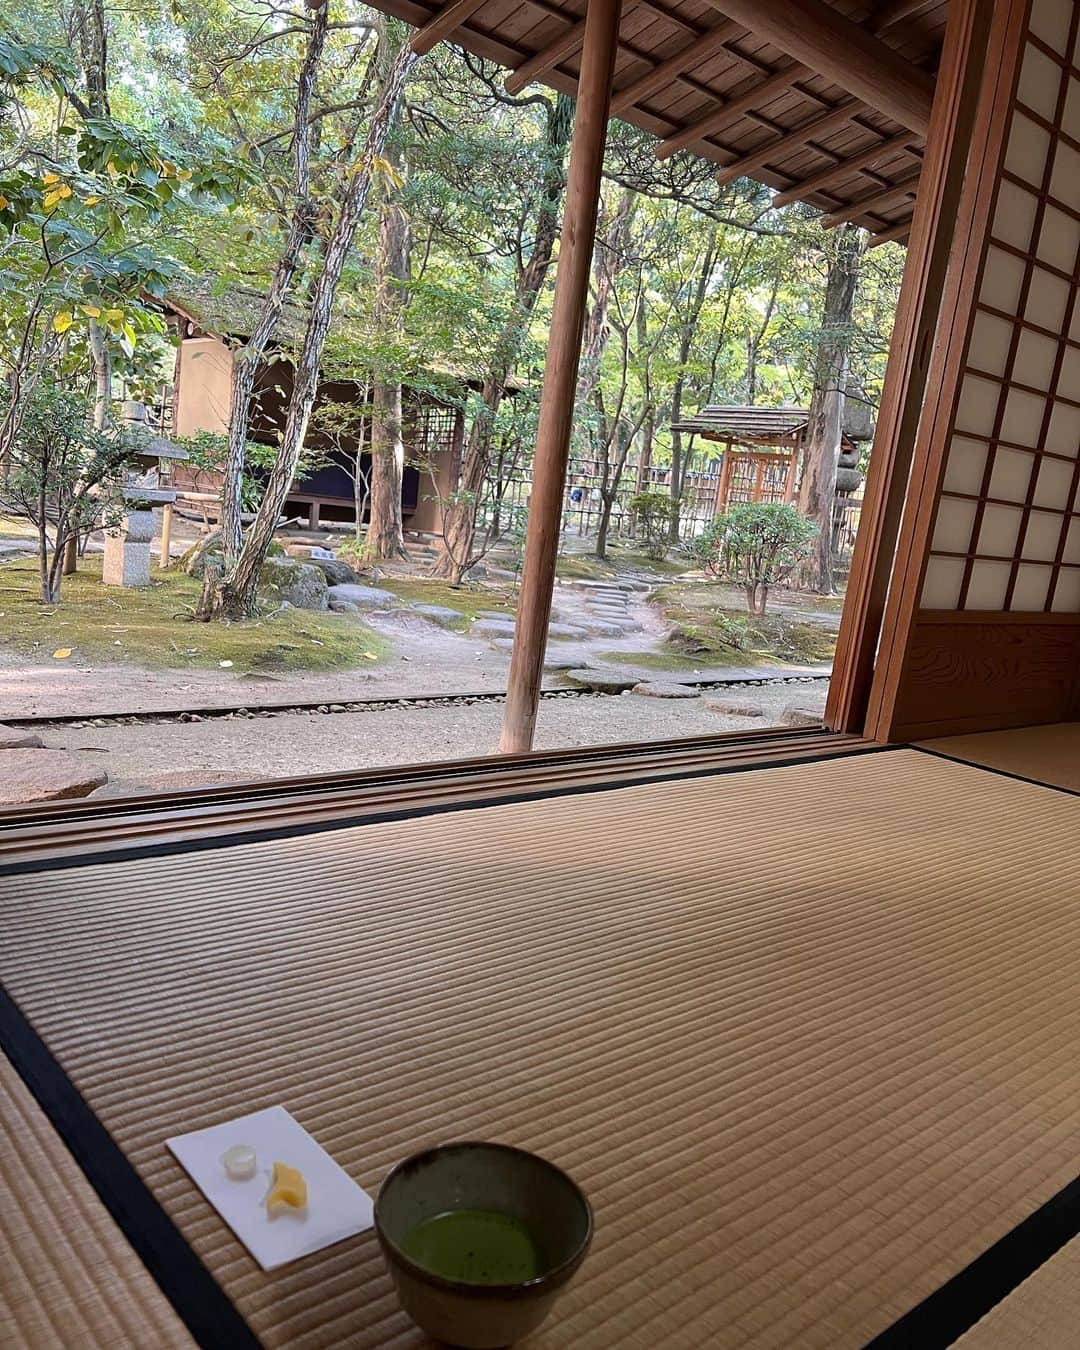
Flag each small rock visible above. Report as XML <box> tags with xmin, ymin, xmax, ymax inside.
<box><xmin>631</xmin><ymin>681</ymin><xmax>700</xmax><ymax>699</ymax></box>
<box><xmin>307</xmin><ymin>557</ymin><xmax>359</xmax><ymax>586</ymax></box>
<box><xmin>704</xmin><ymin>699</ymin><xmax>766</xmax><ymax>717</ymax></box>
<box><xmin>563</xmin><ymin>669</ymin><xmax>639</xmax><ymax>693</ymax></box>
<box><xmin>781</xmin><ymin>705</ymin><xmax>822</xmax><ymax>727</ymax></box>
<box><xmin>0</xmin><ymin>723</ymin><xmax>45</xmax><ymax>749</ymax></box>
<box><xmin>0</xmin><ymin>749</ymin><xmax>107</xmax><ymax>805</ymax></box>
<box><xmin>328</xmin><ymin>596</ymin><xmax>360</xmax><ymax>613</ymax></box>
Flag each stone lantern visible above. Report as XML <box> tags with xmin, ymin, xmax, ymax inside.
<box><xmin>102</xmin><ymin>419</ymin><xmax>188</xmax><ymax>588</ymax></box>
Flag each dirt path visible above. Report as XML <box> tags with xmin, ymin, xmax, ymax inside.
<box><xmin>2</xmin><ymin>573</ymin><xmax>829</xmax><ymax>718</ymax></box>
<box><xmin>46</xmin><ymin>678</ymin><xmax>829</xmax><ymax>794</ymax></box>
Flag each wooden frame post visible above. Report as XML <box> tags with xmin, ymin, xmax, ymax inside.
<box><xmin>500</xmin><ymin>0</ymin><xmax>623</xmax><ymax>755</ymax></box>
<box><xmin>824</xmin><ymin>0</ymin><xmax>993</xmax><ymax>734</ymax></box>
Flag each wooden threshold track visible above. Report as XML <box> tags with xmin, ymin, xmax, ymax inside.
<box><xmin>0</xmin><ymin>729</ymin><xmax>883</xmax><ymax>872</ymax></box>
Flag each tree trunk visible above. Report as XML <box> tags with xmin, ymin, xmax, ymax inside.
<box><xmin>367</xmin><ymin>39</ymin><xmax>411</xmax><ymax>562</ymax></box>
<box><xmin>745</xmin><ymin>275</ymin><xmax>779</xmax><ymax>406</ymax></box>
<box><xmin>218</xmin><ymin>3</ymin><xmax>329</xmax><ymax>565</ymax></box>
<box><xmin>198</xmin><ymin>35</ymin><xmax>418</xmax><ymax>619</ymax></box>
<box><xmin>432</xmin><ymin>93</ymin><xmax>574</xmax><ymax>579</ymax></box>
<box><xmin>64</xmin><ymin>317</ymin><xmax>111</xmax><ymax>577</ymax></box>
<box><xmin>634</xmin><ymin>405</ymin><xmax>654</xmax><ymax>495</ymax></box>
<box><xmin>668</xmin><ymin>229</ymin><xmax>717</xmax><ymax>541</ymax></box>
<box><xmin>577</xmin><ymin>189</ymin><xmax>636</xmax><ymax>561</ymax></box>
<box><xmin>798</xmin><ymin>223</ymin><xmax>865</xmax><ymax>594</ymax></box>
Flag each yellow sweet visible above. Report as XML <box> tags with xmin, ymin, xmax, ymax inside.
<box><xmin>266</xmin><ymin>1161</ymin><xmax>307</xmax><ymax>1215</ymax></box>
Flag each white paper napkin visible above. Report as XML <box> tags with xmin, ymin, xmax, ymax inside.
<box><xmin>166</xmin><ymin>1105</ymin><xmax>374</xmax><ymax>1270</ymax></box>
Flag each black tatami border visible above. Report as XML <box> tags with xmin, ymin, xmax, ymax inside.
<box><xmin>0</xmin><ymin>987</ymin><xmax>262</xmax><ymax>1350</ymax></box>
<box><xmin>865</xmin><ymin>1172</ymin><xmax>1080</xmax><ymax>1347</ymax></box>
<box><xmin>913</xmin><ymin>743</ymin><xmax>1079</xmax><ymax>796</ymax></box>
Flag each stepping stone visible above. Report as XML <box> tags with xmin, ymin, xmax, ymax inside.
<box><xmin>472</xmin><ymin>618</ymin><xmax>518</xmax><ymax>638</ymax></box>
<box><xmin>704</xmin><ymin>699</ymin><xmax>765</xmax><ymax>717</ymax></box>
<box><xmin>327</xmin><ymin>584</ymin><xmax>400</xmax><ymax>609</ymax></box>
<box><xmin>547</xmin><ymin>623</ymin><xmax>590</xmax><ymax>640</ymax></box>
<box><xmin>0</xmin><ymin>723</ymin><xmax>44</xmax><ymax>749</ymax></box>
<box><xmin>411</xmin><ymin>604</ymin><xmax>463</xmax><ymax>624</ymax></box>
<box><xmin>476</xmin><ymin>609</ymin><xmax>516</xmax><ymax>621</ymax></box>
<box><xmin>631</xmin><ymin>681</ymin><xmax>700</xmax><ymax>699</ymax></box>
<box><xmin>589</xmin><ymin>603</ymin><xmax>630</xmax><ymax>617</ymax></box>
<box><xmin>578</xmin><ymin>619</ymin><xmax>628</xmax><ymax>638</ymax></box>
<box><xmin>0</xmin><ymin>749</ymin><xmax>107</xmax><ymax>805</ymax></box>
<box><xmin>781</xmin><ymin>705</ymin><xmax>822</xmax><ymax>727</ymax></box>
<box><xmin>563</xmin><ymin>669</ymin><xmax>639</xmax><ymax>693</ymax></box>
<box><xmin>543</xmin><ymin>655</ymin><xmax>581</xmax><ymax>671</ymax></box>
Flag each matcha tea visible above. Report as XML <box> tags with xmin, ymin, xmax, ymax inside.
<box><xmin>401</xmin><ymin>1208</ymin><xmax>539</xmax><ymax>1285</ymax></box>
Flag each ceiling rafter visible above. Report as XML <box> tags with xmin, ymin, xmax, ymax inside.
<box><xmin>770</xmin><ymin>127</ymin><xmax>922</xmax><ymax>206</ymax></box>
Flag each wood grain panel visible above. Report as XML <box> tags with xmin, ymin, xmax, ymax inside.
<box><xmin>887</xmin><ymin>610</ymin><xmax>1080</xmax><ymax>739</ymax></box>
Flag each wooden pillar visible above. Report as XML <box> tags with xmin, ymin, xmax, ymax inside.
<box><xmin>499</xmin><ymin>0</ymin><xmax>623</xmax><ymax>755</ymax></box>
<box><xmin>716</xmin><ymin>440</ymin><xmax>734</xmax><ymax>512</ymax></box>
<box><xmin>160</xmin><ymin>502</ymin><xmax>173</xmax><ymax>569</ymax></box>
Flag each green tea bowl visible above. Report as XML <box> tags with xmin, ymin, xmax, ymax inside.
<box><xmin>374</xmin><ymin>1141</ymin><xmax>593</xmax><ymax>1348</ymax></box>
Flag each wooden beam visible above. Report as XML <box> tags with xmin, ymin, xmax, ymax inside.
<box><xmin>770</xmin><ymin>128</ymin><xmax>920</xmax><ymax>206</ymax></box>
<box><xmin>701</xmin><ymin>0</ymin><xmax>935</xmax><ymax>134</ymax></box>
<box><xmin>410</xmin><ymin>0</ymin><xmax>488</xmax><ymax>56</ymax></box>
<box><xmin>714</xmin><ymin>98</ymin><xmax>858</xmax><ymax>185</ymax></box>
<box><xmin>869</xmin><ymin>0</ymin><xmax>938</xmax><ymax>31</ymax></box>
<box><xmin>868</xmin><ymin>219</ymin><xmax>913</xmax><ymax>247</ymax></box>
<box><xmin>610</xmin><ymin>17</ymin><xmax>743</xmax><ymax>116</ymax></box>
<box><xmin>820</xmin><ymin>168</ymin><xmax>921</xmax><ymax>226</ymax></box>
<box><xmin>657</xmin><ymin>64</ymin><xmax>815</xmax><ymax>160</ymax></box>
<box><xmin>500</xmin><ymin>0</ymin><xmax>623</xmax><ymax>754</ymax></box>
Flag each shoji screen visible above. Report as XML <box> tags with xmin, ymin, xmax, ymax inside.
<box><xmin>923</xmin><ymin>0</ymin><xmax>1080</xmax><ymax>616</ymax></box>
<box><xmin>870</xmin><ymin>0</ymin><xmax>1080</xmax><ymax>739</ymax></box>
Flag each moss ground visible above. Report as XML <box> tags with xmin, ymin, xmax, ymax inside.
<box><xmin>378</xmin><ymin>577</ymin><xmax>516</xmax><ymax>625</ymax></box>
<box><xmin>0</xmin><ymin>556</ymin><xmax>390</xmax><ymax>673</ymax></box>
<box><xmin>649</xmin><ymin>583</ymin><xmax>837</xmax><ymax>667</ymax></box>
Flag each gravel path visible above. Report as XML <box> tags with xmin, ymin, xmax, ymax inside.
<box><xmin>46</xmin><ymin>680</ymin><xmax>829</xmax><ymax>794</ymax></box>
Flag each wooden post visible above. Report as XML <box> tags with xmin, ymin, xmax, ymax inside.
<box><xmin>716</xmin><ymin>440</ymin><xmax>734</xmax><ymax>512</ymax></box>
<box><xmin>499</xmin><ymin>0</ymin><xmax>622</xmax><ymax>755</ymax></box>
<box><xmin>160</xmin><ymin>502</ymin><xmax>173</xmax><ymax>569</ymax></box>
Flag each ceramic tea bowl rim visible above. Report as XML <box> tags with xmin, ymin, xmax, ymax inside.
<box><xmin>374</xmin><ymin>1140</ymin><xmax>593</xmax><ymax>1301</ymax></box>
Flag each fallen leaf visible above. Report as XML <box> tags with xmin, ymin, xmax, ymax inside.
<box><xmin>362</xmin><ymin>652</ymin><xmax>377</xmax><ymax>661</ymax></box>
<box><xmin>218</xmin><ymin>659</ymin><xmax>234</xmax><ymax>667</ymax></box>
<box><xmin>52</xmin><ymin>647</ymin><xmax>72</xmax><ymax>659</ymax></box>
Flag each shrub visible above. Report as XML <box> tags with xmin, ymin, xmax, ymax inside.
<box><xmin>692</xmin><ymin>502</ymin><xmax>817</xmax><ymax>615</ymax></box>
<box><xmin>627</xmin><ymin>490</ymin><xmax>676</xmax><ymax>560</ymax></box>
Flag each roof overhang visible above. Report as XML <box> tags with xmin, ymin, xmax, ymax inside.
<box><xmin>369</xmin><ymin>0</ymin><xmax>949</xmax><ymax>246</ymax></box>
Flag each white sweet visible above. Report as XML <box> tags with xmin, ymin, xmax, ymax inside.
<box><xmin>221</xmin><ymin>1144</ymin><xmax>257</xmax><ymax>1181</ymax></box>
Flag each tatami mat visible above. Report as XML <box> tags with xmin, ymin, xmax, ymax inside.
<box><xmin>955</xmin><ymin>1236</ymin><xmax>1080</xmax><ymax>1346</ymax></box>
<box><xmin>0</xmin><ymin>1054</ymin><xmax>194</xmax><ymax>1350</ymax></box>
<box><xmin>2</xmin><ymin>749</ymin><xmax>1079</xmax><ymax>1348</ymax></box>
<box><xmin>919</xmin><ymin>721</ymin><xmax>1080</xmax><ymax>792</ymax></box>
